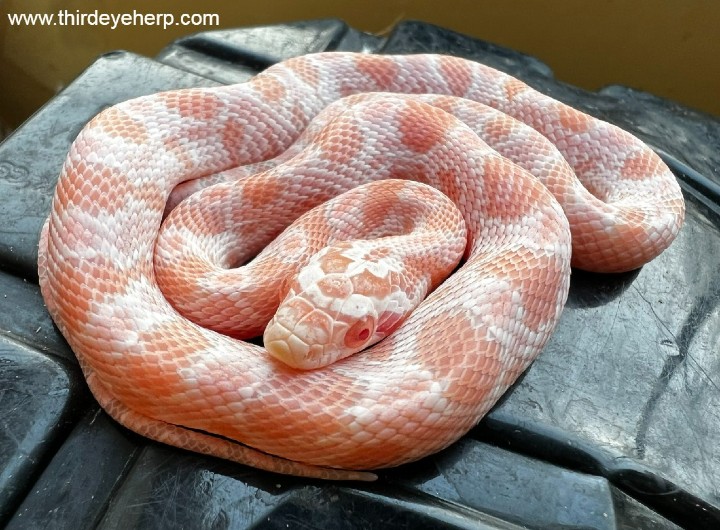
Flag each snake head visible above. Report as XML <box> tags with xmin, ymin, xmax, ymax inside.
<box><xmin>264</xmin><ymin>244</ymin><xmax>410</xmax><ymax>370</ymax></box>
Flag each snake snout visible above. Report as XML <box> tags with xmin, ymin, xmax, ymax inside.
<box><xmin>263</xmin><ymin>297</ymin><xmax>336</xmax><ymax>370</ymax></box>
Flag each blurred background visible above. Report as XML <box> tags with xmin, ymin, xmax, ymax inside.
<box><xmin>2</xmin><ymin>0</ymin><xmax>719</xmax><ymax>138</ymax></box>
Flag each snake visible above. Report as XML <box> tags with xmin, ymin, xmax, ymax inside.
<box><xmin>37</xmin><ymin>52</ymin><xmax>685</xmax><ymax>481</ymax></box>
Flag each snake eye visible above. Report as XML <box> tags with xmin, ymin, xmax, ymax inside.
<box><xmin>344</xmin><ymin>315</ymin><xmax>376</xmax><ymax>349</ymax></box>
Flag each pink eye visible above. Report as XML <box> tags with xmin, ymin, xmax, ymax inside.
<box><xmin>344</xmin><ymin>316</ymin><xmax>375</xmax><ymax>349</ymax></box>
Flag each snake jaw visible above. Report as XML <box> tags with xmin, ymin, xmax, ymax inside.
<box><xmin>263</xmin><ymin>319</ymin><xmax>319</xmax><ymax>370</ymax></box>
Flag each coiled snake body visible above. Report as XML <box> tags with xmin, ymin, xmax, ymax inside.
<box><xmin>38</xmin><ymin>53</ymin><xmax>685</xmax><ymax>480</ymax></box>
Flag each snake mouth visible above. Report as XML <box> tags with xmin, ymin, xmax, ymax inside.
<box><xmin>264</xmin><ymin>320</ymin><xmax>302</xmax><ymax>367</ymax></box>
<box><xmin>265</xmin><ymin>337</ymin><xmax>294</xmax><ymax>365</ymax></box>
<box><xmin>264</xmin><ymin>318</ymin><xmax>330</xmax><ymax>370</ymax></box>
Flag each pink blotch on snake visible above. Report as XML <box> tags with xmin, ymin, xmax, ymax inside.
<box><xmin>38</xmin><ymin>53</ymin><xmax>684</xmax><ymax>481</ymax></box>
